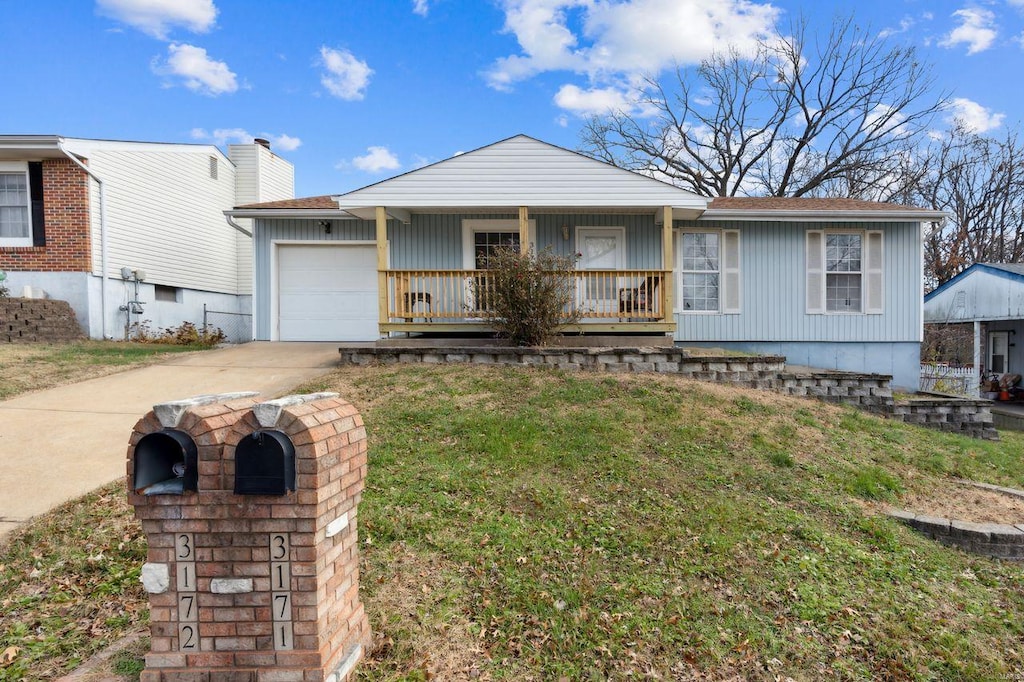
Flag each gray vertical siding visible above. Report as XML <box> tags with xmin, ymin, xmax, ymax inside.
<box><xmin>674</xmin><ymin>220</ymin><xmax>922</xmax><ymax>343</ymax></box>
<box><xmin>254</xmin><ymin>214</ymin><xmax>920</xmax><ymax>346</ymax></box>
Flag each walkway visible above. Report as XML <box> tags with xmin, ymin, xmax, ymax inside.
<box><xmin>0</xmin><ymin>342</ymin><xmax>341</xmax><ymax>542</ymax></box>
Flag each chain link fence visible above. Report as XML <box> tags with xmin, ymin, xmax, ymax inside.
<box><xmin>203</xmin><ymin>305</ymin><xmax>253</xmax><ymax>344</ymax></box>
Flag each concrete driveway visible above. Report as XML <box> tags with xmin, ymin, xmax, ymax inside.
<box><xmin>0</xmin><ymin>342</ymin><xmax>342</xmax><ymax>542</ymax></box>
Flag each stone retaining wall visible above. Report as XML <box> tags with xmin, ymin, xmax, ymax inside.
<box><xmin>887</xmin><ymin>508</ymin><xmax>1024</xmax><ymax>561</ymax></box>
<box><xmin>0</xmin><ymin>297</ymin><xmax>84</xmax><ymax>343</ymax></box>
<box><xmin>339</xmin><ymin>346</ymin><xmax>786</xmax><ymax>386</ymax></box>
<box><xmin>338</xmin><ymin>345</ymin><xmax>997</xmax><ymax>439</ymax></box>
<box><xmin>891</xmin><ymin>399</ymin><xmax>997</xmax><ymax>440</ymax></box>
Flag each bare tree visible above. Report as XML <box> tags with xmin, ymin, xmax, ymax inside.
<box><xmin>913</xmin><ymin>126</ymin><xmax>1024</xmax><ymax>287</ymax></box>
<box><xmin>581</xmin><ymin>14</ymin><xmax>945</xmax><ymax>198</ymax></box>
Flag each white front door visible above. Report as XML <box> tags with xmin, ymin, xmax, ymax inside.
<box><xmin>989</xmin><ymin>330</ymin><xmax>1010</xmax><ymax>374</ymax></box>
<box><xmin>576</xmin><ymin>227</ymin><xmax>625</xmax><ymax>317</ymax></box>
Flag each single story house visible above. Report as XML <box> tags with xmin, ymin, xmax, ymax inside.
<box><xmin>228</xmin><ymin>135</ymin><xmax>943</xmax><ymax>389</ymax></box>
<box><xmin>0</xmin><ymin>135</ymin><xmax>293</xmax><ymax>339</ymax></box>
<box><xmin>924</xmin><ymin>263</ymin><xmax>1024</xmax><ymax>390</ymax></box>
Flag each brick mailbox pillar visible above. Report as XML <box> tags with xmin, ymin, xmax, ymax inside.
<box><xmin>127</xmin><ymin>392</ymin><xmax>371</xmax><ymax>682</ymax></box>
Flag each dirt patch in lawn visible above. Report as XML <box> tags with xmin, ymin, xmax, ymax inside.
<box><xmin>893</xmin><ymin>481</ymin><xmax>1024</xmax><ymax>525</ymax></box>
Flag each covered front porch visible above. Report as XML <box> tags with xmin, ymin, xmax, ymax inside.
<box><xmin>367</xmin><ymin>204</ymin><xmax>684</xmax><ymax>337</ymax></box>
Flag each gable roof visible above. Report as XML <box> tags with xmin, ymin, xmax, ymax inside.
<box><xmin>332</xmin><ymin>135</ymin><xmax>710</xmax><ymax>218</ymax></box>
<box><xmin>925</xmin><ymin>263</ymin><xmax>1024</xmax><ymax>302</ymax></box>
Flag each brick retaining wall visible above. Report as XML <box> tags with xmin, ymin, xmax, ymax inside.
<box><xmin>338</xmin><ymin>345</ymin><xmax>997</xmax><ymax>440</ymax></box>
<box><xmin>0</xmin><ymin>297</ymin><xmax>84</xmax><ymax>342</ymax></box>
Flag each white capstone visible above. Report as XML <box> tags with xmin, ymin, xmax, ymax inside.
<box><xmin>210</xmin><ymin>578</ymin><xmax>254</xmax><ymax>594</ymax></box>
<box><xmin>332</xmin><ymin>644</ymin><xmax>362</xmax><ymax>682</ymax></box>
<box><xmin>154</xmin><ymin>392</ymin><xmax>259</xmax><ymax>427</ymax></box>
<box><xmin>252</xmin><ymin>392</ymin><xmax>340</xmax><ymax>428</ymax></box>
<box><xmin>326</xmin><ymin>512</ymin><xmax>350</xmax><ymax>538</ymax></box>
<box><xmin>140</xmin><ymin>563</ymin><xmax>170</xmax><ymax>594</ymax></box>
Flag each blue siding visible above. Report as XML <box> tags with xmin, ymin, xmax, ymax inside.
<box><xmin>674</xmin><ymin>220</ymin><xmax>922</xmax><ymax>343</ymax></box>
<box><xmin>684</xmin><ymin>341</ymin><xmax>922</xmax><ymax>391</ymax></box>
<box><xmin>389</xmin><ymin>213</ymin><xmax>661</xmax><ymax>268</ymax></box>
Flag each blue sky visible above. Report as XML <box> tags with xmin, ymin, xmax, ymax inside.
<box><xmin>1</xmin><ymin>0</ymin><xmax>1022</xmax><ymax>197</ymax></box>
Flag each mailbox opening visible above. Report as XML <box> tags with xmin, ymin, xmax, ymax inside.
<box><xmin>133</xmin><ymin>429</ymin><xmax>198</xmax><ymax>495</ymax></box>
<box><xmin>234</xmin><ymin>430</ymin><xmax>296</xmax><ymax>496</ymax></box>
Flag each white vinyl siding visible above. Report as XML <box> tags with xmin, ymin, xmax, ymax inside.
<box><xmin>0</xmin><ymin>162</ymin><xmax>31</xmax><ymax>246</ymax></box>
<box><xmin>806</xmin><ymin>229</ymin><xmax>883</xmax><ymax>315</ymax></box>
<box><xmin>69</xmin><ymin>144</ymin><xmax>239</xmax><ymax>293</ymax></box>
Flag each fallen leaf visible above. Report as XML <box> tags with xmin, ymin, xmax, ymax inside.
<box><xmin>1</xmin><ymin>646</ymin><xmax>20</xmax><ymax>666</ymax></box>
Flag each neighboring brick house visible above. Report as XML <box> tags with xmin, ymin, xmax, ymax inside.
<box><xmin>0</xmin><ymin>136</ymin><xmax>293</xmax><ymax>339</ymax></box>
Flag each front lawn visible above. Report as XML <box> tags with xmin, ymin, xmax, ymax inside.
<box><xmin>2</xmin><ymin>364</ymin><xmax>1023</xmax><ymax>680</ymax></box>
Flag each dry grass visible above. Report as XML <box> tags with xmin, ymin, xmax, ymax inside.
<box><xmin>0</xmin><ymin>342</ymin><xmax>202</xmax><ymax>400</ymax></box>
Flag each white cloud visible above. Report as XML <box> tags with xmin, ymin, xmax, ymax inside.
<box><xmin>319</xmin><ymin>47</ymin><xmax>373</xmax><ymax>100</ymax></box>
<box><xmin>554</xmin><ymin>84</ymin><xmax>633</xmax><ymax>115</ymax></box>
<box><xmin>190</xmin><ymin>128</ymin><xmax>302</xmax><ymax>151</ymax></box>
<box><xmin>270</xmin><ymin>134</ymin><xmax>302</xmax><ymax>152</ymax></box>
<box><xmin>945</xmin><ymin>97</ymin><xmax>1005</xmax><ymax>133</ymax></box>
<box><xmin>555</xmin><ymin>114</ymin><xmax>569</xmax><ymax>127</ymax></box>
<box><xmin>879</xmin><ymin>16</ymin><xmax>914</xmax><ymax>39</ymax></box>
<box><xmin>483</xmin><ymin>0</ymin><xmax>779</xmax><ymax>92</ymax></box>
<box><xmin>351</xmin><ymin>146</ymin><xmax>401</xmax><ymax>172</ymax></box>
<box><xmin>412</xmin><ymin>0</ymin><xmax>430</xmax><ymax>16</ymax></box>
<box><xmin>97</xmin><ymin>0</ymin><xmax>217</xmax><ymax>39</ymax></box>
<box><xmin>939</xmin><ymin>8</ymin><xmax>997</xmax><ymax>55</ymax></box>
<box><xmin>153</xmin><ymin>43</ymin><xmax>237</xmax><ymax>95</ymax></box>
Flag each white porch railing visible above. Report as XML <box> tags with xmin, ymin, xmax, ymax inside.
<box><xmin>919</xmin><ymin>364</ymin><xmax>977</xmax><ymax>397</ymax></box>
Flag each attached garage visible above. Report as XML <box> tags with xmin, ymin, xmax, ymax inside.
<box><xmin>275</xmin><ymin>243</ymin><xmax>378</xmax><ymax>341</ymax></box>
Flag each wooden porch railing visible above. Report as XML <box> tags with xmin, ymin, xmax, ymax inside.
<box><xmin>386</xmin><ymin>269</ymin><xmax>669</xmax><ymax>322</ymax></box>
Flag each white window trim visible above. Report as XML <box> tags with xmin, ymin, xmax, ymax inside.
<box><xmin>675</xmin><ymin>229</ymin><xmax>740</xmax><ymax>314</ymax></box>
<box><xmin>824</xmin><ymin>230</ymin><xmax>863</xmax><ymax>314</ymax></box>
<box><xmin>0</xmin><ymin>161</ymin><xmax>32</xmax><ymax>247</ymax></box>
<box><xmin>461</xmin><ymin>219</ymin><xmax>537</xmax><ymax>270</ymax></box>
<box><xmin>808</xmin><ymin>229</ymin><xmax>883</xmax><ymax>316</ymax></box>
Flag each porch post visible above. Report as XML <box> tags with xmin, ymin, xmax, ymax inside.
<box><xmin>519</xmin><ymin>206</ymin><xmax>529</xmax><ymax>254</ymax></box>
<box><xmin>974</xmin><ymin>320</ymin><xmax>982</xmax><ymax>398</ymax></box>
<box><xmin>376</xmin><ymin>206</ymin><xmax>388</xmax><ymax>335</ymax></box>
<box><xmin>662</xmin><ymin>206</ymin><xmax>674</xmax><ymax>321</ymax></box>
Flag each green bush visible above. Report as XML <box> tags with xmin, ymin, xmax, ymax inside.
<box><xmin>473</xmin><ymin>246</ymin><xmax>581</xmax><ymax>346</ymax></box>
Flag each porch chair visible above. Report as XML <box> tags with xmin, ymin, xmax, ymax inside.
<box><xmin>618</xmin><ymin>275</ymin><xmax>661</xmax><ymax>320</ymax></box>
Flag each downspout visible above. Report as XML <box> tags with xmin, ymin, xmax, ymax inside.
<box><xmin>57</xmin><ymin>140</ymin><xmax>109</xmax><ymax>338</ymax></box>
<box><xmin>225</xmin><ymin>215</ymin><xmax>252</xmax><ymax>237</ymax></box>
<box><xmin>225</xmin><ymin>214</ymin><xmax>254</xmax><ymax>339</ymax></box>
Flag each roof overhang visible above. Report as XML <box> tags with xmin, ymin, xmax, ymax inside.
<box><xmin>700</xmin><ymin>208</ymin><xmax>948</xmax><ymax>222</ymax></box>
<box><xmin>225</xmin><ymin>208</ymin><xmax>355</xmax><ymax>219</ymax></box>
<box><xmin>335</xmin><ymin>203</ymin><xmax>706</xmax><ymax>223</ymax></box>
<box><xmin>0</xmin><ymin>135</ymin><xmax>71</xmax><ymax>160</ymax></box>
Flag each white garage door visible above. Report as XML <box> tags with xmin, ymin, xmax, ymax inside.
<box><xmin>277</xmin><ymin>244</ymin><xmax>378</xmax><ymax>341</ymax></box>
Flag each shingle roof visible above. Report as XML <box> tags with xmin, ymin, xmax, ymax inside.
<box><xmin>235</xmin><ymin>195</ymin><xmax>338</xmax><ymax>210</ymax></box>
<box><xmin>708</xmin><ymin>197</ymin><xmax>935</xmax><ymax>212</ymax></box>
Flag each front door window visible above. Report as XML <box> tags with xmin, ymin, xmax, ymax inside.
<box><xmin>989</xmin><ymin>331</ymin><xmax>1009</xmax><ymax>374</ymax></box>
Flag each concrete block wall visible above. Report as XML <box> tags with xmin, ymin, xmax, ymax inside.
<box><xmin>338</xmin><ymin>345</ymin><xmax>998</xmax><ymax>440</ymax></box>
<box><xmin>0</xmin><ymin>297</ymin><xmax>84</xmax><ymax>342</ymax></box>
